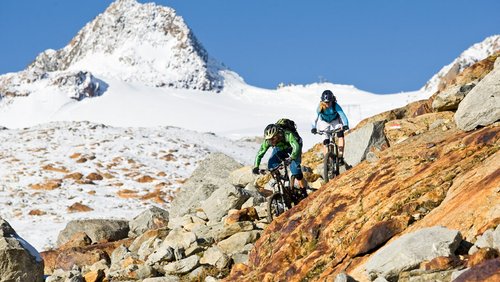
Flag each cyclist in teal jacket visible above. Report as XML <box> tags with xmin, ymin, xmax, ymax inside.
<box><xmin>252</xmin><ymin>124</ymin><xmax>308</xmax><ymax>198</ymax></box>
<box><xmin>311</xmin><ymin>90</ymin><xmax>349</xmax><ymax>164</ymax></box>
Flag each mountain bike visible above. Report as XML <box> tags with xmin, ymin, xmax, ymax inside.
<box><xmin>314</xmin><ymin>127</ymin><xmax>343</xmax><ymax>183</ymax></box>
<box><xmin>259</xmin><ymin>159</ymin><xmax>306</xmax><ymax>223</ymax></box>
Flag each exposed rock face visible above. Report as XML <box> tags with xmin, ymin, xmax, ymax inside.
<box><xmin>455</xmin><ymin>57</ymin><xmax>500</xmax><ymax>131</ymax></box>
<box><xmin>0</xmin><ymin>218</ymin><xmax>44</xmax><ymax>282</ymax></box>
<box><xmin>27</xmin><ymin>0</ymin><xmax>223</xmax><ymax>90</ymax></box>
<box><xmin>225</xmin><ymin>123</ymin><xmax>499</xmax><ymax>281</ymax></box>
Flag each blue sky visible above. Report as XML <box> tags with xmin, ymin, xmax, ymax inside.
<box><xmin>1</xmin><ymin>0</ymin><xmax>499</xmax><ymax>93</ymax></box>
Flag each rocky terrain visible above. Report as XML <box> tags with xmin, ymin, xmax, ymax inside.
<box><xmin>1</xmin><ymin>0</ymin><xmax>499</xmax><ymax>281</ymax></box>
<box><xmin>1</xmin><ymin>54</ymin><xmax>499</xmax><ymax>282</ymax></box>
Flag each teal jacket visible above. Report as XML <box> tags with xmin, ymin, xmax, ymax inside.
<box><xmin>313</xmin><ymin>102</ymin><xmax>349</xmax><ymax>128</ymax></box>
<box><xmin>254</xmin><ymin>130</ymin><xmax>301</xmax><ymax>167</ymax></box>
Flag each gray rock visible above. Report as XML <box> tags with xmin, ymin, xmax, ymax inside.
<box><xmin>0</xmin><ymin>218</ymin><xmax>44</xmax><ymax>282</ymax></box>
<box><xmin>143</xmin><ymin>276</ymin><xmax>181</xmax><ymax>282</ymax></box>
<box><xmin>110</xmin><ymin>244</ymin><xmax>129</xmax><ymax>264</ymax></box>
<box><xmin>201</xmin><ymin>183</ymin><xmax>251</xmax><ymax>223</ymax></box>
<box><xmin>469</xmin><ymin>224</ymin><xmax>500</xmax><ymax>254</ymax></box>
<box><xmin>398</xmin><ymin>268</ymin><xmax>456</xmax><ymax>282</ymax></box>
<box><xmin>365</xmin><ymin>226</ymin><xmax>462</xmax><ymax>281</ymax></box>
<box><xmin>334</xmin><ymin>272</ymin><xmax>358</xmax><ymax>282</ymax></box>
<box><xmin>217</xmin><ymin>230</ymin><xmax>261</xmax><ymax>255</ymax></box>
<box><xmin>215</xmin><ymin>221</ymin><xmax>255</xmax><ymax>242</ymax></box>
<box><xmin>344</xmin><ymin>121</ymin><xmax>388</xmax><ymax>167</ymax></box>
<box><xmin>56</xmin><ymin>219</ymin><xmax>129</xmax><ymax>246</ymax></box>
<box><xmin>200</xmin><ymin>246</ymin><xmax>231</xmax><ymax>269</ymax></box>
<box><xmin>455</xmin><ymin>57</ymin><xmax>500</xmax><ymax>131</ymax></box>
<box><xmin>169</xmin><ymin>153</ymin><xmax>243</xmax><ymax>218</ymax></box>
<box><xmin>129</xmin><ymin>206</ymin><xmax>169</xmax><ymax>237</ymax></box>
<box><xmin>45</xmin><ymin>269</ymin><xmax>83</xmax><ymax>282</ymax></box>
<box><xmin>162</xmin><ymin>228</ymin><xmax>197</xmax><ymax>250</ymax></box>
<box><xmin>163</xmin><ymin>255</ymin><xmax>200</xmax><ymax>275</ymax></box>
<box><xmin>432</xmin><ymin>83</ymin><xmax>476</xmax><ymax>112</ymax></box>
<box><xmin>146</xmin><ymin>245</ymin><xmax>175</xmax><ymax>265</ymax></box>
<box><xmin>232</xmin><ymin>253</ymin><xmax>249</xmax><ymax>264</ymax></box>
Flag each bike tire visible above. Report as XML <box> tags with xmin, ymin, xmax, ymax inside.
<box><xmin>267</xmin><ymin>192</ymin><xmax>287</xmax><ymax>223</ymax></box>
<box><xmin>323</xmin><ymin>152</ymin><xmax>336</xmax><ymax>183</ymax></box>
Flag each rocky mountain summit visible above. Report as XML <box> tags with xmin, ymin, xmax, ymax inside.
<box><xmin>0</xmin><ymin>0</ymin><xmax>224</xmax><ymax>103</ymax></box>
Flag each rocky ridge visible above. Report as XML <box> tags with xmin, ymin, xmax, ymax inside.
<box><xmin>223</xmin><ymin>50</ymin><xmax>500</xmax><ymax>281</ymax></box>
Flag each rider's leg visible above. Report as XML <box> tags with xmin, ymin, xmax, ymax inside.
<box><xmin>267</xmin><ymin>147</ymin><xmax>282</xmax><ymax>170</ymax></box>
<box><xmin>337</xmin><ymin>130</ymin><xmax>345</xmax><ymax>164</ymax></box>
<box><xmin>317</xmin><ymin>119</ymin><xmax>331</xmax><ymax>156</ymax></box>
<box><xmin>290</xmin><ymin>158</ymin><xmax>308</xmax><ymax>197</ymax></box>
<box><xmin>338</xmin><ymin>137</ymin><xmax>345</xmax><ymax>157</ymax></box>
<box><xmin>337</xmin><ymin>130</ymin><xmax>345</xmax><ymax>161</ymax></box>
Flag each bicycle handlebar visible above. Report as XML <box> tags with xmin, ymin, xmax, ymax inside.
<box><xmin>314</xmin><ymin>128</ymin><xmax>343</xmax><ymax>135</ymax></box>
<box><xmin>258</xmin><ymin>159</ymin><xmax>291</xmax><ymax>175</ymax></box>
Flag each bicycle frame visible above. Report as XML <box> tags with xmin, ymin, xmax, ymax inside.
<box><xmin>261</xmin><ymin>160</ymin><xmax>302</xmax><ymax>222</ymax></box>
<box><xmin>267</xmin><ymin>163</ymin><xmax>293</xmax><ymax>204</ymax></box>
<box><xmin>316</xmin><ymin>128</ymin><xmax>342</xmax><ymax>182</ymax></box>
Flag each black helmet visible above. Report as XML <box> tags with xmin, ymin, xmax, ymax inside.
<box><xmin>321</xmin><ymin>90</ymin><xmax>336</xmax><ymax>103</ymax></box>
<box><xmin>264</xmin><ymin>124</ymin><xmax>280</xmax><ymax>140</ymax></box>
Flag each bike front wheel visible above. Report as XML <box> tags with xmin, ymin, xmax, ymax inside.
<box><xmin>267</xmin><ymin>192</ymin><xmax>288</xmax><ymax>223</ymax></box>
<box><xmin>323</xmin><ymin>152</ymin><xmax>339</xmax><ymax>183</ymax></box>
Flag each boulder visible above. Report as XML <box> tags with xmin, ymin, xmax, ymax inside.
<box><xmin>129</xmin><ymin>206</ymin><xmax>169</xmax><ymax>237</ymax></box>
<box><xmin>344</xmin><ymin>121</ymin><xmax>388</xmax><ymax>167</ymax></box>
<box><xmin>365</xmin><ymin>226</ymin><xmax>462</xmax><ymax>281</ymax></box>
<box><xmin>469</xmin><ymin>224</ymin><xmax>500</xmax><ymax>255</ymax></box>
<box><xmin>455</xmin><ymin>57</ymin><xmax>500</xmax><ymax>131</ymax></box>
<box><xmin>163</xmin><ymin>255</ymin><xmax>200</xmax><ymax>275</ymax></box>
<box><xmin>201</xmin><ymin>183</ymin><xmax>251</xmax><ymax>223</ymax></box>
<box><xmin>432</xmin><ymin>82</ymin><xmax>476</xmax><ymax>112</ymax></box>
<box><xmin>57</xmin><ymin>219</ymin><xmax>129</xmax><ymax>246</ymax></box>
<box><xmin>169</xmin><ymin>153</ymin><xmax>243</xmax><ymax>218</ymax></box>
<box><xmin>0</xmin><ymin>218</ymin><xmax>44</xmax><ymax>282</ymax></box>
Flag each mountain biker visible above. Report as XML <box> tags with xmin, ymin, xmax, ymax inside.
<box><xmin>252</xmin><ymin>123</ymin><xmax>309</xmax><ymax>198</ymax></box>
<box><xmin>311</xmin><ymin>90</ymin><xmax>349</xmax><ymax>164</ymax></box>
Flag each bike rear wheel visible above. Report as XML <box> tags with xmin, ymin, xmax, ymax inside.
<box><xmin>267</xmin><ymin>192</ymin><xmax>288</xmax><ymax>223</ymax></box>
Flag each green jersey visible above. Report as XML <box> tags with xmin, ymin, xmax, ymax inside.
<box><xmin>254</xmin><ymin>130</ymin><xmax>302</xmax><ymax>167</ymax></box>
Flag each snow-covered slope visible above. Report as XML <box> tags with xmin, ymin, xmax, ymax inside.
<box><xmin>422</xmin><ymin>34</ymin><xmax>500</xmax><ymax>94</ymax></box>
<box><xmin>0</xmin><ymin>121</ymin><xmax>259</xmax><ymax>250</ymax></box>
<box><xmin>0</xmin><ymin>72</ymin><xmax>424</xmax><ymax>150</ymax></box>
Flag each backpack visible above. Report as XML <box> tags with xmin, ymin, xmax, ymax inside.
<box><xmin>276</xmin><ymin>118</ymin><xmax>301</xmax><ymax>141</ymax></box>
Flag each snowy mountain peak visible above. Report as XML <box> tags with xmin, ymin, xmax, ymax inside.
<box><xmin>27</xmin><ymin>0</ymin><xmax>223</xmax><ymax>90</ymax></box>
<box><xmin>422</xmin><ymin>34</ymin><xmax>500</xmax><ymax>94</ymax></box>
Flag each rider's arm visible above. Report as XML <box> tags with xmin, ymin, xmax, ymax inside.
<box><xmin>285</xmin><ymin>132</ymin><xmax>301</xmax><ymax>160</ymax></box>
<box><xmin>335</xmin><ymin>103</ymin><xmax>349</xmax><ymax>128</ymax></box>
<box><xmin>312</xmin><ymin>104</ymin><xmax>321</xmax><ymax>129</ymax></box>
<box><xmin>254</xmin><ymin>140</ymin><xmax>270</xmax><ymax>167</ymax></box>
